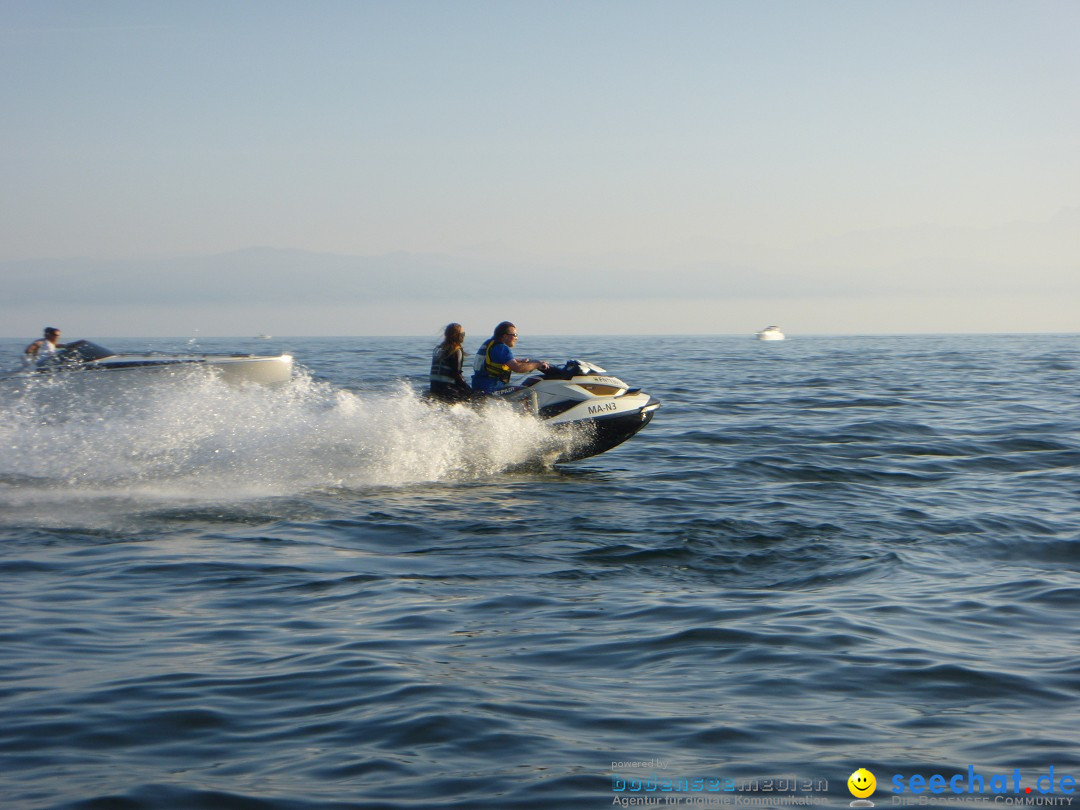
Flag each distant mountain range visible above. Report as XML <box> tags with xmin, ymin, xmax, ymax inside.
<box><xmin>1</xmin><ymin>245</ymin><xmax>827</xmax><ymax>306</ymax></box>
<box><xmin>4</xmin><ymin>207</ymin><xmax>1076</xmax><ymax>307</ymax></box>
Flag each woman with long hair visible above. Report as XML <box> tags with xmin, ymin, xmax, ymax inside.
<box><xmin>429</xmin><ymin>322</ymin><xmax>471</xmax><ymax>402</ymax></box>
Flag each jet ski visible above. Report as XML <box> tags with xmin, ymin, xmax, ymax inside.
<box><xmin>485</xmin><ymin>359</ymin><xmax>660</xmax><ymax>462</ymax></box>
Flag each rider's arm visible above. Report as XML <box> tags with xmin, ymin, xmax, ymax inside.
<box><xmin>508</xmin><ymin>357</ymin><xmax>549</xmax><ymax>373</ymax></box>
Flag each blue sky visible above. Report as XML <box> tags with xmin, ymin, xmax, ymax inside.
<box><xmin>2</xmin><ymin>1</ymin><xmax>1077</xmax><ymax>337</ymax></box>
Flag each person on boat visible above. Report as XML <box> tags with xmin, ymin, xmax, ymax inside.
<box><xmin>429</xmin><ymin>322</ymin><xmax>472</xmax><ymax>403</ymax></box>
<box><xmin>471</xmin><ymin>321</ymin><xmax>550</xmax><ymax>394</ymax></box>
<box><xmin>23</xmin><ymin>327</ymin><xmax>65</xmax><ymax>364</ymax></box>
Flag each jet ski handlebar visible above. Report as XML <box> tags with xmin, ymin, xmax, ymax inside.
<box><xmin>537</xmin><ymin>359</ymin><xmax>608</xmax><ymax>380</ymax></box>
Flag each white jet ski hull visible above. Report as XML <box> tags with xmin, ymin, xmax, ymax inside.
<box><xmin>488</xmin><ymin>361</ymin><xmax>660</xmax><ymax>462</ymax></box>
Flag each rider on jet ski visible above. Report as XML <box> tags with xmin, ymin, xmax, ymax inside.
<box><xmin>429</xmin><ymin>322</ymin><xmax>472</xmax><ymax>403</ymax></box>
<box><xmin>471</xmin><ymin>321</ymin><xmax>550</xmax><ymax>394</ymax></box>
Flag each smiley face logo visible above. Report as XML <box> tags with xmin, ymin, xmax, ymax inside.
<box><xmin>848</xmin><ymin>768</ymin><xmax>877</xmax><ymax>798</ymax></box>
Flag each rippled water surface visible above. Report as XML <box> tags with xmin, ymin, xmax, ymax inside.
<box><xmin>1</xmin><ymin>333</ymin><xmax>1078</xmax><ymax>809</ymax></box>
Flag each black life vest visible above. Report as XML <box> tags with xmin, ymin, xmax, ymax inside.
<box><xmin>430</xmin><ymin>345</ymin><xmax>462</xmax><ymax>385</ymax></box>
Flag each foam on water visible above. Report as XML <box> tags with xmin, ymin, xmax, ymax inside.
<box><xmin>0</xmin><ymin>368</ymin><xmax>573</xmax><ymax>522</ymax></box>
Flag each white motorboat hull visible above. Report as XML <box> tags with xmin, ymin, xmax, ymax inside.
<box><xmin>756</xmin><ymin>327</ymin><xmax>785</xmax><ymax>341</ymax></box>
<box><xmin>2</xmin><ymin>340</ymin><xmax>293</xmax><ymax>395</ymax></box>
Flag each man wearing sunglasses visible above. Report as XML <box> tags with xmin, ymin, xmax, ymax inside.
<box><xmin>471</xmin><ymin>321</ymin><xmax>550</xmax><ymax>394</ymax></box>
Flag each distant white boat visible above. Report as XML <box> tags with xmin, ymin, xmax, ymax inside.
<box><xmin>756</xmin><ymin>326</ymin><xmax>785</xmax><ymax>341</ymax></box>
<box><xmin>255</xmin><ymin>334</ymin><xmax>273</xmax><ymax>340</ymax></box>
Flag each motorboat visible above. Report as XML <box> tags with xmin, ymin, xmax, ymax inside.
<box><xmin>484</xmin><ymin>359</ymin><xmax>660</xmax><ymax>462</ymax></box>
<box><xmin>756</xmin><ymin>326</ymin><xmax>785</xmax><ymax>341</ymax></box>
<box><xmin>2</xmin><ymin>339</ymin><xmax>293</xmax><ymax>388</ymax></box>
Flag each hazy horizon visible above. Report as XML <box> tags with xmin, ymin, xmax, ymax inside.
<box><xmin>3</xmin><ymin>2</ymin><xmax>1077</xmax><ymax>338</ymax></box>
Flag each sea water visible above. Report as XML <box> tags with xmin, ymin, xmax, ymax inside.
<box><xmin>0</xmin><ymin>334</ymin><xmax>1077</xmax><ymax>809</ymax></box>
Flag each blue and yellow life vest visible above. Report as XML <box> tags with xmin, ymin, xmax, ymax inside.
<box><xmin>474</xmin><ymin>338</ymin><xmax>511</xmax><ymax>384</ymax></box>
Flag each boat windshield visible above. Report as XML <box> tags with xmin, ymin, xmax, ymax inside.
<box><xmin>54</xmin><ymin>340</ymin><xmax>118</xmax><ymax>363</ymax></box>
